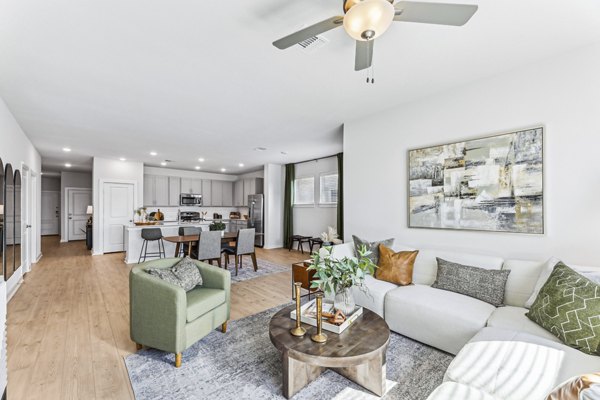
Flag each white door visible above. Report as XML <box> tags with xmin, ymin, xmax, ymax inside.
<box><xmin>67</xmin><ymin>189</ymin><xmax>92</xmax><ymax>241</ymax></box>
<box><xmin>41</xmin><ymin>191</ymin><xmax>60</xmax><ymax>235</ymax></box>
<box><xmin>103</xmin><ymin>182</ymin><xmax>134</xmax><ymax>253</ymax></box>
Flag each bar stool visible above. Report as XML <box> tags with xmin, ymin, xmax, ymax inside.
<box><xmin>138</xmin><ymin>228</ymin><xmax>166</xmax><ymax>263</ymax></box>
<box><xmin>288</xmin><ymin>235</ymin><xmax>311</xmax><ymax>254</ymax></box>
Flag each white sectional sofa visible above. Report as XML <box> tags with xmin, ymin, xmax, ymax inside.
<box><xmin>326</xmin><ymin>242</ymin><xmax>600</xmax><ymax>399</ymax></box>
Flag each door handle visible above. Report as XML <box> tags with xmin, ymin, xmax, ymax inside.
<box><xmin>26</xmin><ymin>225</ymin><xmax>31</xmax><ymax>228</ymax></box>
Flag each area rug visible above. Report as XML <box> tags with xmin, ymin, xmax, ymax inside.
<box><xmin>125</xmin><ymin>305</ymin><xmax>453</xmax><ymax>400</ymax></box>
<box><xmin>225</xmin><ymin>257</ymin><xmax>290</xmax><ymax>283</ymax></box>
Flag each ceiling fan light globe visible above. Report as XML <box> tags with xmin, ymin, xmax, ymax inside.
<box><xmin>343</xmin><ymin>0</ymin><xmax>395</xmax><ymax>41</ymax></box>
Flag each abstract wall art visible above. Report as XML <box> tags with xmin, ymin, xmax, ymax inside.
<box><xmin>408</xmin><ymin>127</ymin><xmax>543</xmax><ymax>233</ymax></box>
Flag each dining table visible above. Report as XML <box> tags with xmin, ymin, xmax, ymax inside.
<box><xmin>163</xmin><ymin>231</ymin><xmax>238</xmax><ymax>257</ymax></box>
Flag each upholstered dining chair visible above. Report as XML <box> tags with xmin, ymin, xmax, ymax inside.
<box><xmin>195</xmin><ymin>230</ymin><xmax>222</xmax><ymax>267</ymax></box>
<box><xmin>222</xmin><ymin>228</ymin><xmax>256</xmax><ymax>276</ymax></box>
<box><xmin>178</xmin><ymin>226</ymin><xmax>201</xmax><ymax>257</ymax></box>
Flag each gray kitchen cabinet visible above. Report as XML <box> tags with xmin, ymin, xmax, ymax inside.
<box><xmin>234</xmin><ymin>180</ymin><xmax>244</xmax><ymax>206</ymax></box>
<box><xmin>154</xmin><ymin>176</ymin><xmax>169</xmax><ymax>206</ymax></box>
<box><xmin>168</xmin><ymin>177</ymin><xmax>180</xmax><ymax>206</ymax></box>
<box><xmin>202</xmin><ymin>180</ymin><xmax>212</xmax><ymax>206</ymax></box>
<box><xmin>211</xmin><ymin>181</ymin><xmax>223</xmax><ymax>206</ymax></box>
<box><xmin>242</xmin><ymin>178</ymin><xmax>264</xmax><ymax>206</ymax></box>
<box><xmin>222</xmin><ymin>181</ymin><xmax>233</xmax><ymax>207</ymax></box>
<box><xmin>181</xmin><ymin>178</ymin><xmax>193</xmax><ymax>193</ymax></box>
<box><xmin>192</xmin><ymin>179</ymin><xmax>202</xmax><ymax>194</ymax></box>
<box><xmin>143</xmin><ymin>175</ymin><xmax>169</xmax><ymax>206</ymax></box>
<box><xmin>143</xmin><ymin>175</ymin><xmax>154</xmax><ymax>206</ymax></box>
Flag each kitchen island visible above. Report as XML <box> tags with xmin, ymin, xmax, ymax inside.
<box><xmin>123</xmin><ymin>221</ymin><xmax>230</xmax><ymax>264</ymax></box>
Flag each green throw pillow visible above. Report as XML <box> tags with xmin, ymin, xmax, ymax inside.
<box><xmin>527</xmin><ymin>262</ymin><xmax>600</xmax><ymax>355</ymax></box>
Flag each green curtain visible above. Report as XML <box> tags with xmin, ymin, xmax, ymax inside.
<box><xmin>336</xmin><ymin>152</ymin><xmax>344</xmax><ymax>241</ymax></box>
<box><xmin>283</xmin><ymin>163</ymin><xmax>295</xmax><ymax>248</ymax></box>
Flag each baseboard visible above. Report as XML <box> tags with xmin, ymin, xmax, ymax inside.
<box><xmin>34</xmin><ymin>253</ymin><xmax>43</xmax><ymax>263</ymax></box>
<box><xmin>6</xmin><ymin>279</ymin><xmax>23</xmax><ymax>302</ymax></box>
<box><xmin>92</xmin><ymin>250</ymin><xmax>103</xmax><ymax>256</ymax></box>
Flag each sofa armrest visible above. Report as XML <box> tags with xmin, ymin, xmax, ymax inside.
<box><xmin>194</xmin><ymin>260</ymin><xmax>231</xmax><ymax>320</ymax></box>
<box><xmin>130</xmin><ymin>260</ymin><xmax>187</xmax><ymax>353</ymax></box>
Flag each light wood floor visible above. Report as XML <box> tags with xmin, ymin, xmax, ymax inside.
<box><xmin>7</xmin><ymin>236</ymin><xmax>307</xmax><ymax>400</ymax></box>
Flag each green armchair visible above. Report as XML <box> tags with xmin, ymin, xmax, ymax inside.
<box><xmin>130</xmin><ymin>258</ymin><xmax>231</xmax><ymax>367</ymax></box>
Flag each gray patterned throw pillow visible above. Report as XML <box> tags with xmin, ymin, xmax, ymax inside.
<box><xmin>432</xmin><ymin>258</ymin><xmax>510</xmax><ymax>307</ymax></box>
<box><xmin>147</xmin><ymin>257</ymin><xmax>203</xmax><ymax>291</ymax></box>
<box><xmin>352</xmin><ymin>235</ymin><xmax>395</xmax><ymax>264</ymax></box>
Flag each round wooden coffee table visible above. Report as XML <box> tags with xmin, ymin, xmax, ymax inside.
<box><xmin>269</xmin><ymin>304</ymin><xmax>390</xmax><ymax>399</ymax></box>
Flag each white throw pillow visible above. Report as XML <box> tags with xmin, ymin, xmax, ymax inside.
<box><xmin>524</xmin><ymin>257</ymin><xmax>561</xmax><ymax>308</ymax></box>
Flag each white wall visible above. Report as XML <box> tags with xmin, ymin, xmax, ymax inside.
<box><xmin>41</xmin><ymin>176</ymin><xmax>60</xmax><ymax>191</ymax></box>
<box><xmin>293</xmin><ymin>156</ymin><xmax>338</xmax><ymax>238</ymax></box>
<box><xmin>92</xmin><ymin>157</ymin><xmax>144</xmax><ymax>254</ymax></box>
<box><xmin>344</xmin><ymin>42</ymin><xmax>600</xmax><ymax>266</ymax></box>
<box><xmin>0</xmin><ymin>96</ymin><xmax>42</xmax><ymax>294</ymax></box>
<box><xmin>263</xmin><ymin>163</ymin><xmax>284</xmax><ymax>249</ymax></box>
<box><xmin>60</xmin><ymin>171</ymin><xmax>92</xmax><ymax>242</ymax></box>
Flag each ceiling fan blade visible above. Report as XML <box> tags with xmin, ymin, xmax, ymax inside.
<box><xmin>394</xmin><ymin>1</ymin><xmax>478</xmax><ymax>26</ymax></box>
<box><xmin>273</xmin><ymin>16</ymin><xmax>344</xmax><ymax>49</ymax></box>
<box><xmin>355</xmin><ymin>40</ymin><xmax>374</xmax><ymax>71</ymax></box>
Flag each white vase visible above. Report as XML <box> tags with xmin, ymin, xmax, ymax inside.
<box><xmin>334</xmin><ymin>287</ymin><xmax>356</xmax><ymax>315</ymax></box>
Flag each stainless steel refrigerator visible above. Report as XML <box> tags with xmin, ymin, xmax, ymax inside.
<box><xmin>248</xmin><ymin>194</ymin><xmax>264</xmax><ymax>247</ymax></box>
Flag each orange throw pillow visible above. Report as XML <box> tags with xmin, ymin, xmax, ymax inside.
<box><xmin>546</xmin><ymin>373</ymin><xmax>600</xmax><ymax>400</ymax></box>
<box><xmin>375</xmin><ymin>245</ymin><xmax>418</xmax><ymax>286</ymax></box>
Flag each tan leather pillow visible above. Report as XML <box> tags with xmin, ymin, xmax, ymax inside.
<box><xmin>546</xmin><ymin>373</ymin><xmax>600</xmax><ymax>399</ymax></box>
<box><xmin>375</xmin><ymin>245</ymin><xmax>418</xmax><ymax>286</ymax></box>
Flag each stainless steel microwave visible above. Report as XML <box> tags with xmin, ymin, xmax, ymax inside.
<box><xmin>180</xmin><ymin>193</ymin><xmax>202</xmax><ymax>206</ymax></box>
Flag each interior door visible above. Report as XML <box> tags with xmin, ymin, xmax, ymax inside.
<box><xmin>67</xmin><ymin>189</ymin><xmax>92</xmax><ymax>241</ymax></box>
<box><xmin>41</xmin><ymin>191</ymin><xmax>60</xmax><ymax>235</ymax></box>
<box><xmin>103</xmin><ymin>182</ymin><xmax>134</xmax><ymax>253</ymax></box>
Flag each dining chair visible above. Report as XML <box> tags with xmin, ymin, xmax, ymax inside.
<box><xmin>196</xmin><ymin>230</ymin><xmax>222</xmax><ymax>268</ymax></box>
<box><xmin>222</xmin><ymin>228</ymin><xmax>256</xmax><ymax>276</ymax></box>
<box><xmin>178</xmin><ymin>226</ymin><xmax>201</xmax><ymax>257</ymax></box>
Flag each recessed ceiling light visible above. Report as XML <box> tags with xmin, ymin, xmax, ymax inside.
<box><xmin>198</xmin><ymin>158</ymin><xmax>205</xmax><ymax>162</ymax></box>
<box><xmin>40</xmin><ymin>172</ymin><xmax>44</xmax><ymax>175</ymax></box>
<box><xmin>160</xmin><ymin>161</ymin><xmax>167</xmax><ymax>166</ymax></box>
<box><xmin>220</xmin><ymin>168</ymin><xmax>227</xmax><ymax>172</ymax></box>
<box><xmin>62</xmin><ymin>147</ymin><xmax>71</xmax><ymax>152</ymax></box>
<box><xmin>254</xmin><ymin>147</ymin><xmax>267</xmax><ymax>151</ymax></box>
<box><xmin>238</xmin><ymin>163</ymin><xmax>244</xmax><ymax>167</ymax></box>
<box><xmin>195</xmin><ymin>166</ymin><xmax>201</xmax><ymax>170</ymax></box>
<box><xmin>150</xmin><ymin>151</ymin><xmax>157</xmax><ymax>156</ymax></box>
<box><xmin>119</xmin><ymin>157</ymin><xmax>126</xmax><ymax>161</ymax></box>
<box><xmin>65</xmin><ymin>163</ymin><xmax>72</xmax><ymax>168</ymax></box>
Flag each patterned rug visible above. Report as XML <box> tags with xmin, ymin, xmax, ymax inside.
<box><xmin>225</xmin><ymin>257</ymin><xmax>290</xmax><ymax>283</ymax></box>
<box><xmin>125</xmin><ymin>304</ymin><xmax>453</xmax><ymax>400</ymax></box>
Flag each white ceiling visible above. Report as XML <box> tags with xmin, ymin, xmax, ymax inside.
<box><xmin>1</xmin><ymin>0</ymin><xmax>600</xmax><ymax>174</ymax></box>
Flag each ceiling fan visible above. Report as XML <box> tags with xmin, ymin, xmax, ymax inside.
<box><xmin>273</xmin><ymin>0</ymin><xmax>478</xmax><ymax>72</ymax></box>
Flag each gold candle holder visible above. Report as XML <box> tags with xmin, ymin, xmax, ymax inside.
<box><xmin>311</xmin><ymin>293</ymin><xmax>328</xmax><ymax>343</ymax></box>
<box><xmin>290</xmin><ymin>282</ymin><xmax>306</xmax><ymax>337</ymax></box>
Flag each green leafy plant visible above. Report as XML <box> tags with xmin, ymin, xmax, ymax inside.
<box><xmin>209</xmin><ymin>221</ymin><xmax>226</xmax><ymax>231</ymax></box>
<box><xmin>307</xmin><ymin>245</ymin><xmax>377</xmax><ymax>295</ymax></box>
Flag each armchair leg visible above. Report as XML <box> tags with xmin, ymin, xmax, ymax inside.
<box><xmin>175</xmin><ymin>353</ymin><xmax>182</xmax><ymax>368</ymax></box>
<box><xmin>221</xmin><ymin>321</ymin><xmax>228</xmax><ymax>333</ymax></box>
<box><xmin>135</xmin><ymin>343</ymin><xmax>143</xmax><ymax>351</ymax></box>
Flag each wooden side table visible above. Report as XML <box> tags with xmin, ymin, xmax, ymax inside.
<box><xmin>291</xmin><ymin>262</ymin><xmax>319</xmax><ymax>300</ymax></box>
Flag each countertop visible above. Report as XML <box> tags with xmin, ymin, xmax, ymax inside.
<box><xmin>124</xmin><ymin>219</ymin><xmax>248</xmax><ymax>230</ymax></box>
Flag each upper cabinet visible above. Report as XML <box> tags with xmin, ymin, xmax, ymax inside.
<box><xmin>144</xmin><ymin>173</ymin><xmax>260</xmax><ymax>208</ymax></box>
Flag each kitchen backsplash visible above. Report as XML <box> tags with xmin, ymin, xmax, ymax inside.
<box><xmin>145</xmin><ymin>206</ymin><xmax>249</xmax><ymax>222</ymax></box>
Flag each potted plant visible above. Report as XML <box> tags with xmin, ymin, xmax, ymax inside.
<box><xmin>320</xmin><ymin>226</ymin><xmax>342</xmax><ymax>246</ymax></box>
<box><xmin>209</xmin><ymin>221</ymin><xmax>226</xmax><ymax>236</ymax></box>
<box><xmin>307</xmin><ymin>245</ymin><xmax>376</xmax><ymax>314</ymax></box>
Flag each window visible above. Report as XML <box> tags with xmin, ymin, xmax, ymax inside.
<box><xmin>319</xmin><ymin>173</ymin><xmax>338</xmax><ymax>205</ymax></box>
<box><xmin>294</xmin><ymin>176</ymin><xmax>314</xmax><ymax>205</ymax></box>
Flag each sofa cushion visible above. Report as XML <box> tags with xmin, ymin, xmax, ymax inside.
<box><xmin>352</xmin><ymin>235</ymin><xmax>394</xmax><ymax>264</ymax></box>
<box><xmin>527</xmin><ymin>263</ymin><xmax>600</xmax><ymax>355</ymax></box>
<box><xmin>427</xmin><ymin>382</ymin><xmax>496</xmax><ymax>400</ymax></box>
<box><xmin>502</xmin><ymin>259</ymin><xmax>545</xmax><ymax>308</ymax></box>
<box><xmin>409</xmin><ymin>248</ymin><xmax>504</xmax><ymax>286</ymax></box>
<box><xmin>384</xmin><ymin>284</ymin><xmax>496</xmax><ymax>355</ymax></box>
<box><xmin>375</xmin><ymin>246</ymin><xmax>418</xmax><ymax>286</ymax></box>
<box><xmin>449</xmin><ymin>327</ymin><xmax>600</xmax><ymax>397</ymax></box>
<box><xmin>186</xmin><ymin>288</ymin><xmax>226</xmax><ymax>322</ymax></box>
<box><xmin>432</xmin><ymin>258</ymin><xmax>510</xmax><ymax>307</ymax></box>
<box><xmin>351</xmin><ymin>274</ymin><xmax>398</xmax><ymax>318</ymax></box>
<box><xmin>487</xmin><ymin>306</ymin><xmax>560</xmax><ymax>343</ymax></box>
